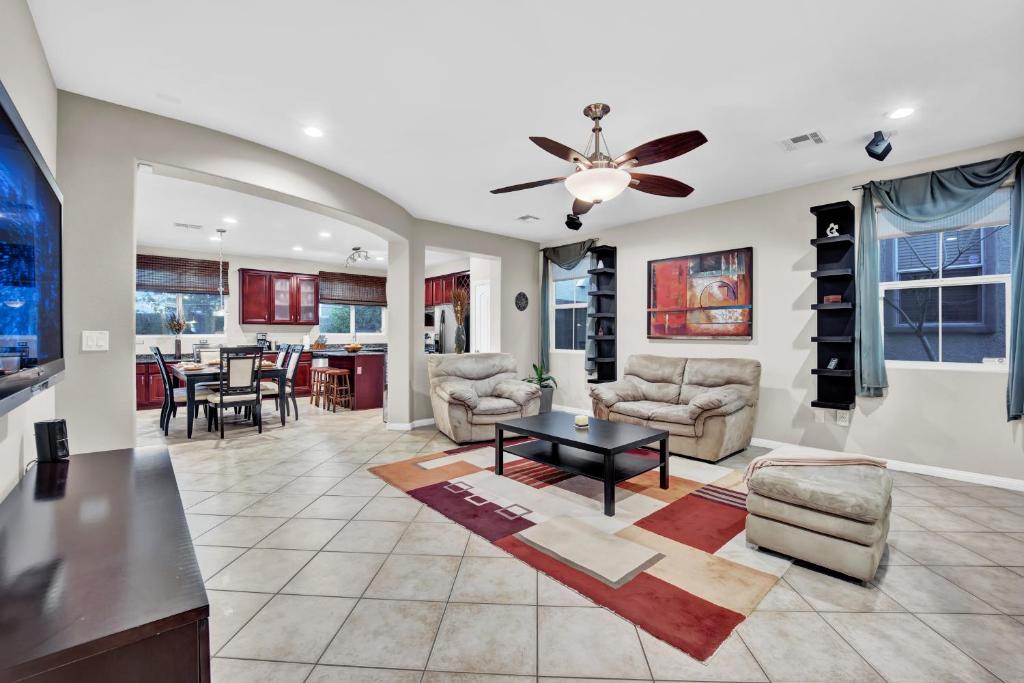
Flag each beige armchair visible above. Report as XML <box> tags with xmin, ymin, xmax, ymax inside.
<box><xmin>427</xmin><ymin>353</ymin><xmax>542</xmax><ymax>443</ymax></box>
<box><xmin>589</xmin><ymin>354</ymin><xmax>760</xmax><ymax>462</ymax></box>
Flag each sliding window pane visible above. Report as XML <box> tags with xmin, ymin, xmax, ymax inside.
<box><xmin>319</xmin><ymin>303</ymin><xmax>351</xmax><ymax>333</ymax></box>
<box><xmin>554</xmin><ymin>308</ymin><xmax>574</xmax><ymax>349</ymax></box>
<box><xmin>354</xmin><ymin>305</ymin><xmax>383</xmax><ymax>333</ymax></box>
<box><xmin>554</xmin><ymin>279</ymin><xmax>576</xmax><ymax>305</ymax></box>
<box><xmin>941</xmin><ymin>225</ymin><xmax>1010</xmax><ymax>279</ymax></box>
<box><xmin>894</xmin><ymin>233</ymin><xmax>940</xmax><ymax>282</ymax></box>
<box><xmin>883</xmin><ymin>287</ymin><xmax>939</xmax><ymax>362</ymax></box>
<box><xmin>135</xmin><ymin>291</ymin><xmax>178</xmax><ymax>334</ymax></box>
<box><xmin>572</xmin><ymin>307</ymin><xmax>587</xmax><ymax>350</ymax></box>
<box><xmin>182</xmin><ymin>293</ymin><xmax>225</xmax><ymax>334</ymax></box>
<box><xmin>941</xmin><ymin>283</ymin><xmax>1006</xmax><ymax>363</ymax></box>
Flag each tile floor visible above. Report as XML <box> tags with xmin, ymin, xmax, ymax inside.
<box><xmin>137</xmin><ymin>405</ymin><xmax>1024</xmax><ymax>682</ymax></box>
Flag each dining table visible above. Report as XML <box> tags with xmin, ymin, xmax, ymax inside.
<box><xmin>170</xmin><ymin>362</ymin><xmax>288</xmax><ymax>438</ymax></box>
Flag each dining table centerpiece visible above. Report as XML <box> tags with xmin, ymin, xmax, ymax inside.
<box><xmin>166</xmin><ymin>314</ymin><xmax>187</xmax><ymax>358</ymax></box>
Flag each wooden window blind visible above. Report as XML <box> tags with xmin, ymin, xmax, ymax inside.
<box><xmin>136</xmin><ymin>254</ymin><xmax>230</xmax><ymax>294</ymax></box>
<box><xmin>318</xmin><ymin>271</ymin><xmax>387</xmax><ymax>306</ymax></box>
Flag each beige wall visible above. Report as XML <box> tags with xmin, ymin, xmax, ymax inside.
<box><xmin>0</xmin><ymin>0</ymin><xmax>58</xmax><ymax>497</ymax></box>
<box><xmin>57</xmin><ymin>92</ymin><xmax>539</xmax><ymax>449</ymax></box>
<box><xmin>547</xmin><ymin>137</ymin><xmax>1024</xmax><ymax>481</ymax></box>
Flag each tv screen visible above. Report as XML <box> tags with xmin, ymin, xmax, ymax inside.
<box><xmin>0</xmin><ymin>80</ymin><xmax>63</xmax><ymax>415</ymax></box>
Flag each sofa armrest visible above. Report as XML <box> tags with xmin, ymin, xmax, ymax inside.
<box><xmin>689</xmin><ymin>388</ymin><xmax>746</xmax><ymax>416</ymax></box>
<box><xmin>589</xmin><ymin>379</ymin><xmax>642</xmax><ymax>408</ymax></box>
<box><xmin>493</xmin><ymin>379</ymin><xmax>542</xmax><ymax>407</ymax></box>
<box><xmin>435</xmin><ymin>380</ymin><xmax>480</xmax><ymax>409</ymax></box>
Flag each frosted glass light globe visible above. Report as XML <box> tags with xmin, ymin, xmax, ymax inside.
<box><xmin>564</xmin><ymin>168</ymin><xmax>631</xmax><ymax>203</ymax></box>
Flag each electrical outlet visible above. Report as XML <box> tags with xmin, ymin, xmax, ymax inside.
<box><xmin>835</xmin><ymin>410</ymin><xmax>851</xmax><ymax>427</ymax></box>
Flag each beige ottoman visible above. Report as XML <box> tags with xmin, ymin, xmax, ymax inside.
<box><xmin>745</xmin><ymin>464</ymin><xmax>892</xmax><ymax>582</ymax></box>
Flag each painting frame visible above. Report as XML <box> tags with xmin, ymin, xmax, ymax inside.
<box><xmin>647</xmin><ymin>246</ymin><xmax>754</xmax><ymax>340</ymax></box>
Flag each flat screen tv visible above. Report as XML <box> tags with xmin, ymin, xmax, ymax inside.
<box><xmin>0</xmin><ymin>79</ymin><xmax>63</xmax><ymax>416</ymax></box>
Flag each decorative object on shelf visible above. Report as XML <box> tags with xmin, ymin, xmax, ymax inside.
<box><xmin>310</xmin><ymin>334</ymin><xmax>328</xmax><ymax>350</ymax></box>
<box><xmin>451</xmin><ymin>286</ymin><xmax>469</xmax><ymax>354</ymax></box>
<box><xmin>810</xmin><ymin>201</ymin><xmax>856</xmax><ymax>410</ymax></box>
<box><xmin>523</xmin><ymin>363</ymin><xmax>557</xmax><ymax>413</ymax></box>
<box><xmin>165</xmin><ymin>314</ymin><xmax>187</xmax><ymax>358</ymax></box>
<box><xmin>490</xmin><ymin>103</ymin><xmax>707</xmax><ymax>231</ymax></box>
<box><xmin>647</xmin><ymin>247</ymin><xmax>753</xmax><ymax>339</ymax></box>
<box><xmin>515</xmin><ymin>291</ymin><xmax>529</xmax><ymax>311</ymax></box>
<box><xmin>587</xmin><ymin>245</ymin><xmax>618</xmax><ymax>384</ymax></box>
<box><xmin>345</xmin><ymin>246</ymin><xmax>372</xmax><ymax>267</ymax></box>
<box><xmin>573</xmin><ymin>414</ymin><xmax>589</xmax><ymax>429</ymax></box>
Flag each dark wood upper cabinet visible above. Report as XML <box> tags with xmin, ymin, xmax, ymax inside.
<box><xmin>239</xmin><ymin>269</ymin><xmax>319</xmax><ymax>326</ymax></box>
<box><xmin>240</xmin><ymin>269</ymin><xmax>272</xmax><ymax>324</ymax></box>
<box><xmin>424</xmin><ymin>271</ymin><xmax>468</xmax><ymax>308</ymax></box>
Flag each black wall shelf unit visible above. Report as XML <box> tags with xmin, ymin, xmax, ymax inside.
<box><xmin>810</xmin><ymin>201</ymin><xmax>856</xmax><ymax>411</ymax></box>
<box><xmin>587</xmin><ymin>245</ymin><xmax>617</xmax><ymax>385</ymax></box>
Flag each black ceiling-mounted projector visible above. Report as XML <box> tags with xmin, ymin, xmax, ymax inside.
<box><xmin>865</xmin><ymin>130</ymin><xmax>892</xmax><ymax>161</ymax></box>
<box><xmin>565</xmin><ymin>213</ymin><xmax>582</xmax><ymax>231</ymax></box>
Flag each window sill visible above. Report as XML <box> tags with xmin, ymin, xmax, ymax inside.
<box><xmin>550</xmin><ymin>349</ymin><xmax>586</xmax><ymax>355</ymax></box>
<box><xmin>885</xmin><ymin>360</ymin><xmax>1008</xmax><ymax>374</ymax></box>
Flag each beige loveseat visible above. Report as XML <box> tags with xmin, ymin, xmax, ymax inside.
<box><xmin>428</xmin><ymin>353</ymin><xmax>542</xmax><ymax>444</ymax></box>
<box><xmin>589</xmin><ymin>355</ymin><xmax>760</xmax><ymax>462</ymax></box>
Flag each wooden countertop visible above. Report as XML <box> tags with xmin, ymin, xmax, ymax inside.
<box><xmin>0</xmin><ymin>447</ymin><xmax>208</xmax><ymax>680</ymax></box>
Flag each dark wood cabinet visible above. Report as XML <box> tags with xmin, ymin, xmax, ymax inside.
<box><xmin>240</xmin><ymin>269</ymin><xmax>319</xmax><ymax>326</ymax></box>
<box><xmin>240</xmin><ymin>269</ymin><xmax>272</xmax><ymax>324</ymax></box>
<box><xmin>326</xmin><ymin>353</ymin><xmax>386</xmax><ymax>410</ymax></box>
<box><xmin>136</xmin><ymin>362</ymin><xmax>172</xmax><ymax>410</ymax></box>
<box><xmin>424</xmin><ymin>270</ymin><xmax>468</xmax><ymax>308</ymax></box>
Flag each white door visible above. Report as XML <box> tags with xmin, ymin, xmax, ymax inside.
<box><xmin>472</xmin><ymin>281</ymin><xmax>491</xmax><ymax>352</ymax></box>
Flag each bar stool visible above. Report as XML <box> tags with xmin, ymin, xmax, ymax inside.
<box><xmin>323</xmin><ymin>369</ymin><xmax>352</xmax><ymax>412</ymax></box>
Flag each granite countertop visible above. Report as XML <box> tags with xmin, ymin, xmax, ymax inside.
<box><xmin>311</xmin><ymin>350</ymin><xmax>386</xmax><ymax>357</ymax></box>
<box><xmin>137</xmin><ymin>344</ymin><xmax>387</xmax><ymax>363</ymax></box>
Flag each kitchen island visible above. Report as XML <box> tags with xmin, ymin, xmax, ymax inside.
<box><xmin>311</xmin><ymin>350</ymin><xmax>386</xmax><ymax>410</ymax></box>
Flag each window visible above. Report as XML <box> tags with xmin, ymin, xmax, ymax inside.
<box><xmin>878</xmin><ymin>188</ymin><xmax>1011</xmax><ymax>365</ymax></box>
<box><xmin>135</xmin><ymin>290</ymin><xmax>225</xmax><ymax>335</ymax></box>
<box><xmin>318</xmin><ymin>303</ymin><xmax>385</xmax><ymax>334</ymax></box>
<box><xmin>550</xmin><ymin>260</ymin><xmax>589</xmax><ymax>351</ymax></box>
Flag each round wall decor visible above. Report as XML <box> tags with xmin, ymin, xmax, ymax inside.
<box><xmin>515</xmin><ymin>292</ymin><xmax>529</xmax><ymax>311</ymax></box>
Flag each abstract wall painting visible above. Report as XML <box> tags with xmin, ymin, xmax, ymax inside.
<box><xmin>647</xmin><ymin>247</ymin><xmax>753</xmax><ymax>339</ymax></box>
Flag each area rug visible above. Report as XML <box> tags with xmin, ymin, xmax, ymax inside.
<box><xmin>369</xmin><ymin>440</ymin><xmax>789</xmax><ymax>662</ymax></box>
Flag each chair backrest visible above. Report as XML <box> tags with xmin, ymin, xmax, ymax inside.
<box><xmin>150</xmin><ymin>346</ymin><xmax>173</xmax><ymax>399</ymax></box>
<box><xmin>195</xmin><ymin>345</ymin><xmax>221</xmax><ymax>364</ymax></box>
<box><xmin>274</xmin><ymin>344</ymin><xmax>291</xmax><ymax>368</ymax></box>
<box><xmin>218</xmin><ymin>346</ymin><xmax>263</xmax><ymax>398</ymax></box>
<box><xmin>284</xmin><ymin>346</ymin><xmax>302</xmax><ymax>384</ymax></box>
<box><xmin>426</xmin><ymin>353</ymin><xmax>517</xmax><ymax>398</ymax></box>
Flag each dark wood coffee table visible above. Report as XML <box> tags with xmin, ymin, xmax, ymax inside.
<box><xmin>494</xmin><ymin>411</ymin><xmax>670</xmax><ymax>516</ymax></box>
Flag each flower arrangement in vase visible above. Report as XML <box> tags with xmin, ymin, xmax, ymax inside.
<box><xmin>451</xmin><ymin>287</ymin><xmax>470</xmax><ymax>354</ymax></box>
<box><xmin>166</xmin><ymin>314</ymin><xmax>187</xmax><ymax>358</ymax></box>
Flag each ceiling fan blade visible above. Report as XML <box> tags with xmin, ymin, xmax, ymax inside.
<box><xmin>529</xmin><ymin>137</ymin><xmax>592</xmax><ymax>166</ymax></box>
<box><xmin>572</xmin><ymin>199</ymin><xmax>593</xmax><ymax>215</ymax></box>
<box><xmin>490</xmin><ymin>177</ymin><xmax>565</xmax><ymax>194</ymax></box>
<box><xmin>614</xmin><ymin>130</ymin><xmax>707</xmax><ymax>168</ymax></box>
<box><xmin>629</xmin><ymin>172</ymin><xmax>695</xmax><ymax>197</ymax></box>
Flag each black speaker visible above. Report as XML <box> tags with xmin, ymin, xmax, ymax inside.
<box><xmin>34</xmin><ymin>419</ymin><xmax>69</xmax><ymax>463</ymax></box>
<box><xmin>865</xmin><ymin>130</ymin><xmax>892</xmax><ymax>161</ymax></box>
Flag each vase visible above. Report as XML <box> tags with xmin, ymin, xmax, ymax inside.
<box><xmin>539</xmin><ymin>386</ymin><xmax>554</xmax><ymax>413</ymax></box>
<box><xmin>454</xmin><ymin>324</ymin><xmax>466</xmax><ymax>354</ymax></box>
<box><xmin>174</xmin><ymin>336</ymin><xmax>182</xmax><ymax>359</ymax></box>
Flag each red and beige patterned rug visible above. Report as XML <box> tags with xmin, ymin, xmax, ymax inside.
<box><xmin>369</xmin><ymin>439</ymin><xmax>788</xmax><ymax>661</ymax></box>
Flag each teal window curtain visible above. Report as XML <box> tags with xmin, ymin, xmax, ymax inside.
<box><xmin>856</xmin><ymin>152</ymin><xmax>1024</xmax><ymax>419</ymax></box>
<box><xmin>539</xmin><ymin>239</ymin><xmax>595</xmax><ymax>372</ymax></box>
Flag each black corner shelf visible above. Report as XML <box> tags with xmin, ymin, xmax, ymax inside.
<box><xmin>587</xmin><ymin>245</ymin><xmax>618</xmax><ymax>385</ymax></box>
<box><xmin>811</xmin><ymin>368</ymin><xmax>853</xmax><ymax>377</ymax></box>
<box><xmin>811</xmin><ymin>268</ymin><xmax>853</xmax><ymax>279</ymax></box>
<box><xmin>810</xmin><ymin>201</ymin><xmax>856</xmax><ymax>411</ymax></box>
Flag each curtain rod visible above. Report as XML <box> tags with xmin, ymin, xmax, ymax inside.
<box><xmin>853</xmin><ymin>177</ymin><xmax>1015</xmax><ymax>192</ymax></box>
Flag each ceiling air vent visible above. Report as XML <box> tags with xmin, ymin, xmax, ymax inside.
<box><xmin>780</xmin><ymin>131</ymin><xmax>826</xmax><ymax>152</ymax></box>
<box><xmin>173</xmin><ymin>222</ymin><xmax>203</xmax><ymax>231</ymax></box>
<box><xmin>516</xmin><ymin>214</ymin><xmax>540</xmax><ymax>222</ymax></box>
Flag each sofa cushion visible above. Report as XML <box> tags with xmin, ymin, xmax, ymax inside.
<box><xmin>610</xmin><ymin>400</ymin><xmax>673</xmax><ymax>420</ymax></box>
<box><xmin>648</xmin><ymin>403</ymin><xmax>701</xmax><ymax>425</ymax></box>
<box><xmin>747</xmin><ymin>492</ymin><xmax>889</xmax><ymax>546</ymax></box>
<box><xmin>492</xmin><ymin>379</ymin><xmax>541</xmax><ymax>406</ymax></box>
<box><xmin>646</xmin><ymin>419</ymin><xmax>697</xmax><ymax>438</ymax></box>
<box><xmin>473</xmin><ymin>396</ymin><xmax>520</xmax><ymax>415</ymax></box>
<box><xmin>747</xmin><ymin>464</ymin><xmax>893</xmax><ymax>524</ymax></box>
<box><xmin>680</xmin><ymin>358</ymin><xmax>761</xmax><ymax>405</ymax></box>
<box><xmin>622</xmin><ymin>355</ymin><xmax>686</xmax><ymax>403</ymax></box>
<box><xmin>427</xmin><ymin>353</ymin><xmax>518</xmax><ymax>398</ymax></box>
<box><xmin>436</xmin><ymin>380</ymin><xmax>480</xmax><ymax>409</ymax></box>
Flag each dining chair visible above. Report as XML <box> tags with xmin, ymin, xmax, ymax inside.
<box><xmin>208</xmin><ymin>346</ymin><xmax>264</xmax><ymax>438</ymax></box>
<box><xmin>261</xmin><ymin>345</ymin><xmax>302</xmax><ymax>420</ymax></box>
<box><xmin>194</xmin><ymin>346</ymin><xmax>221</xmax><ymax>364</ymax></box>
<box><xmin>150</xmin><ymin>346</ymin><xmax>212</xmax><ymax>436</ymax></box>
<box><xmin>274</xmin><ymin>344</ymin><xmax>290</xmax><ymax>368</ymax></box>
<box><xmin>261</xmin><ymin>344</ymin><xmax>289</xmax><ymax>413</ymax></box>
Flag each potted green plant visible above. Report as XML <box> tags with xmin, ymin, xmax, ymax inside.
<box><xmin>524</xmin><ymin>363</ymin><xmax>557</xmax><ymax>413</ymax></box>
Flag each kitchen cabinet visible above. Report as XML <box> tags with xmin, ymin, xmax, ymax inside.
<box><xmin>239</xmin><ymin>269</ymin><xmax>319</xmax><ymax>325</ymax></box>
<box><xmin>424</xmin><ymin>270</ymin><xmax>468</xmax><ymax>308</ymax></box>
<box><xmin>136</xmin><ymin>362</ymin><xmax>172</xmax><ymax>410</ymax></box>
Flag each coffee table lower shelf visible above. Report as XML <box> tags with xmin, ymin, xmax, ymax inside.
<box><xmin>503</xmin><ymin>440</ymin><xmax>662</xmax><ymax>483</ymax></box>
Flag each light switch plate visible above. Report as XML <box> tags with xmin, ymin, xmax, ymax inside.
<box><xmin>81</xmin><ymin>330</ymin><xmax>110</xmax><ymax>352</ymax></box>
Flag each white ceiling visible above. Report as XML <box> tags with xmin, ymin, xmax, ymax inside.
<box><xmin>135</xmin><ymin>170</ymin><xmax>390</xmax><ymax>268</ymax></box>
<box><xmin>32</xmin><ymin>0</ymin><xmax>1024</xmax><ymax>243</ymax></box>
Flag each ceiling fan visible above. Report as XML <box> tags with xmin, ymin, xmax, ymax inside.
<box><xmin>491</xmin><ymin>103</ymin><xmax>707</xmax><ymax>230</ymax></box>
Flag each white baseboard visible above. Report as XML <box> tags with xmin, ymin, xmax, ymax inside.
<box><xmin>750</xmin><ymin>438</ymin><xmax>1024</xmax><ymax>492</ymax></box>
<box><xmin>386</xmin><ymin>417</ymin><xmax>436</xmax><ymax>431</ymax></box>
<box><xmin>551</xmin><ymin>403</ymin><xmax>593</xmax><ymax>416</ymax></box>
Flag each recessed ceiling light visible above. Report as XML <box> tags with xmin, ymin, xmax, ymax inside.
<box><xmin>222</xmin><ymin>216</ymin><xmax>238</xmax><ymax>224</ymax></box>
<box><xmin>292</xmin><ymin>245</ymin><xmax>303</xmax><ymax>251</ymax></box>
<box><xmin>319</xmin><ymin>231</ymin><xmax>331</xmax><ymax>238</ymax></box>
<box><xmin>374</xmin><ymin>256</ymin><xmax>385</xmax><ymax>261</ymax></box>
<box><xmin>888</xmin><ymin>107</ymin><xmax>915</xmax><ymax>120</ymax></box>
<box><xmin>303</xmin><ymin>126</ymin><xmax>324</xmax><ymax>138</ymax></box>
<box><xmin>209</xmin><ymin>235</ymin><xmax>222</xmax><ymax>242</ymax></box>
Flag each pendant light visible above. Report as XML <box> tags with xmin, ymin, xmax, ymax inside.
<box><xmin>214</xmin><ymin>228</ymin><xmax>227</xmax><ymax>316</ymax></box>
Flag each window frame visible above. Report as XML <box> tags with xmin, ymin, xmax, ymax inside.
<box><xmin>879</xmin><ymin>221</ymin><xmax>1010</xmax><ymax>371</ymax></box>
<box><xmin>135</xmin><ymin>290</ymin><xmax>226</xmax><ymax>337</ymax></box>
<box><xmin>549</xmin><ymin>263</ymin><xmax>589</xmax><ymax>353</ymax></box>
<box><xmin>318</xmin><ymin>302</ymin><xmax>387</xmax><ymax>336</ymax></box>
